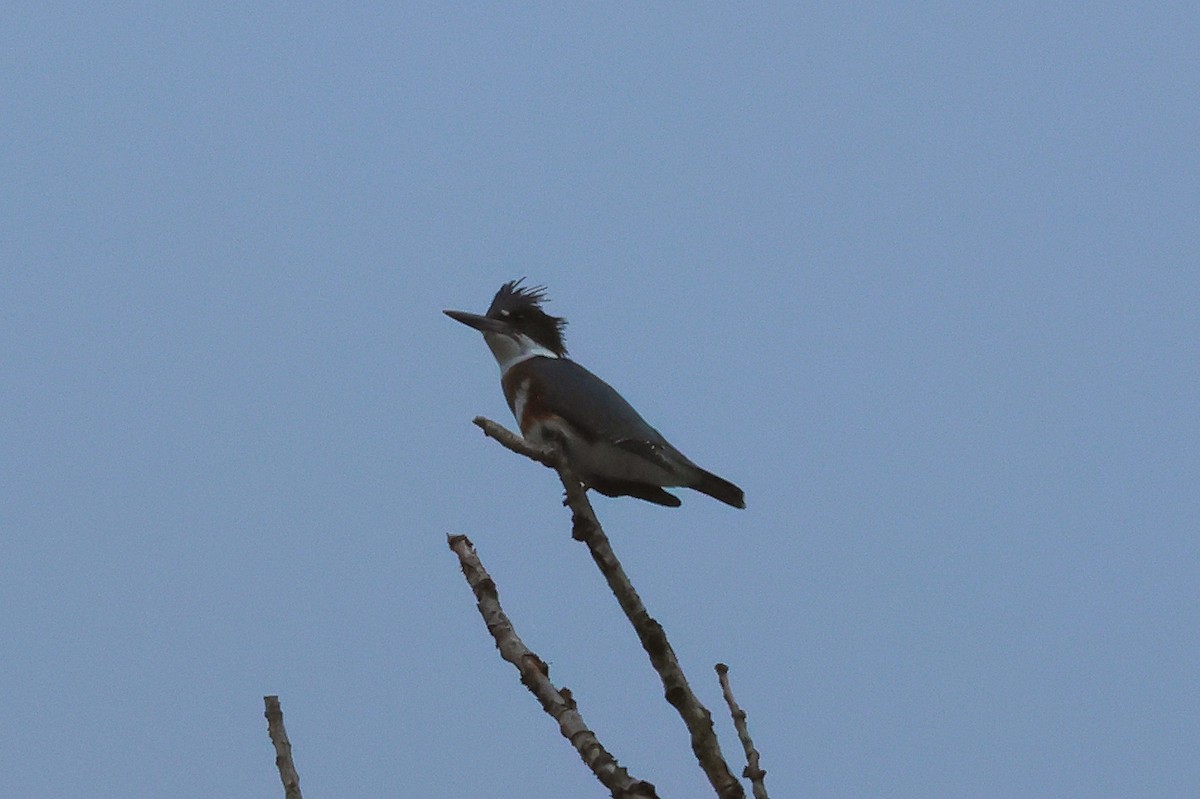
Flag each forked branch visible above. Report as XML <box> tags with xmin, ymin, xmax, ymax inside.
<box><xmin>472</xmin><ymin>416</ymin><xmax>745</xmax><ymax>799</ymax></box>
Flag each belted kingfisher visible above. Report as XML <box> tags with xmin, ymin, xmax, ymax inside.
<box><xmin>445</xmin><ymin>279</ymin><xmax>745</xmax><ymax>509</ymax></box>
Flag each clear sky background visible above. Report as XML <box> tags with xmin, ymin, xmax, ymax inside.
<box><xmin>2</xmin><ymin>4</ymin><xmax>1197</xmax><ymax>798</ymax></box>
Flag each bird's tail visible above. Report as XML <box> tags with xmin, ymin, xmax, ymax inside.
<box><xmin>689</xmin><ymin>467</ymin><xmax>746</xmax><ymax>509</ymax></box>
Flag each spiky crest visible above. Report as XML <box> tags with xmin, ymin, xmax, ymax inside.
<box><xmin>486</xmin><ymin>278</ymin><xmax>568</xmax><ymax>356</ymax></box>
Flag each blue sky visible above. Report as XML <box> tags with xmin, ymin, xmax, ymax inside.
<box><xmin>2</xmin><ymin>4</ymin><xmax>1197</xmax><ymax>797</ymax></box>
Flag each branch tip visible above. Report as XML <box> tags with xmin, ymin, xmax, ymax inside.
<box><xmin>716</xmin><ymin>664</ymin><xmax>770</xmax><ymax>799</ymax></box>
<box><xmin>263</xmin><ymin>695</ymin><xmax>303</xmax><ymax>799</ymax></box>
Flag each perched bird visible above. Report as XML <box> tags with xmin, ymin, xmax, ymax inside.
<box><xmin>445</xmin><ymin>279</ymin><xmax>745</xmax><ymax>509</ymax></box>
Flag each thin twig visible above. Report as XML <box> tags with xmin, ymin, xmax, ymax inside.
<box><xmin>473</xmin><ymin>416</ymin><xmax>745</xmax><ymax>799</ymax></box>
<box><xmin>263</xmin><ymin>695</ymin><xmax>303</xmax><ymax>799</ymax></box>
<box><xmin>448</xmin><ymin>533</ymin><xmax>660</xmax><ymax>799</ymax></box>
<box><xmin>715</xmin><ymin>664</ymin><xmax>769</xmax><ymax>799</ymax></box>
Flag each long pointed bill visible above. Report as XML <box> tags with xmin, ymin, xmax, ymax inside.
<box><xmin>443</xmin><ymin>309</ymin><xmax>511</xmax><ymax>334</ymax></box>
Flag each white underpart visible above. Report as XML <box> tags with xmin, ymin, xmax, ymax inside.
<box><xmin>511</xmin><ymin>377</ymin><xmax>531</xmax><ymax>426</ymax></box>
<box><xmin>483</xmin><ymin>331</ymin><xmax>559</xmax><ymax>374</ymax></box>
<box><xmin>527</xmin><ymin>416</ymin><xmax>686</xmax><ymax>488</ymax></box>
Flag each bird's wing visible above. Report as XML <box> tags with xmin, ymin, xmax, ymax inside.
<box><xmin>526</xmin><ymin>357</ymin><xmax>687</xmax><ymax>469</ymax></box>
<box><xmin>612</xmin><ymin>437</ymin><xmax>680</xmax><ymax>474</ymax></box>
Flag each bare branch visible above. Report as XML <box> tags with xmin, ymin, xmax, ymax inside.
<box><xmin>474</xmin><ymin>416</ymin><xmax>558</xmax><ymax>467</ymax></box>
<box><xmin>715</xmin><ymin>664</ymin><xmax>769</xmax><ymax>799</ymax></box>
<box><xmin>472</xmin><ymin>417</ymin><xmax>745</xmax><ymax>799</ymax></box>
<box><xmin>263</xmin><ymin>695</ymin><xmax>303</xmax><ymax>799</ymax></box>
<box><xmin>448</xmin><ymin>533</ymin><xmax>660</xmax><ymax>799</ymax></box>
